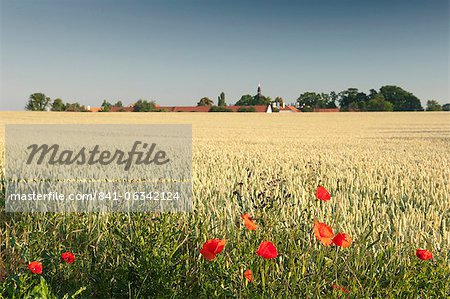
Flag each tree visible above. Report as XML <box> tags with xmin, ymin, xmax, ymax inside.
<box><xmin>426</xmin><ymin>100</ymin><xmax>442</xmax><ymax>111</ymax></box>
<box><xmin>328</xmin><ymin>91</ymin><xmax>338</xmax><ymax>108</ymax></box>
<box><xmin>443</xmin><ymin>103</ymin><xmax>450</xmax><ymax>111</ymax></box>
<box><xmin>369</xmin><ymin>89</ymin><xmax>378</xmax><ymax>99</ymax></box>
<box><xmin>379</xmin><ymin>85</ymin><xmax>422</xmax><ymax>111</ymax></box>
<box><xmin>101</xmin><ymin>100</ymin><xmax>112</xmax><ymax>112</ymax></box>
<box><xmin>235</xmin><ymin>95</ymin><xmax>253</xmax><ymax>106</ymax></box>
<box><xmin>383</xmin><ymin>101</ymin><xmax>394</xmax><ymax>111</ymax></box>
<box><xmin>274</xmin><ymin>97</ymin><xmax>284</xmax><ymax>106</ymax></box>
<box><xmin>297</xmin><ymin>92</ymin><xmax>321</xmax><ymax>111</ymax></box>
<box><xmin>65</xmin><ymin>102</ymin><xmax>86</xmax><ymax>112</ymax></box>
<box><xmin>338</xmin><ymin>88</ymin><xmax>368</xmax><ymax>111</ymax></box>
<box><xmin>114</xmin><ymin>101</ymin><xmax>123</xmax><ymax>107</ymax></box>
<box><xmin>338</xmin><ymin>88</ymin><xmax>359</xmax><ymax>111</ymax></box>
<box><xmin>235</xmin><ymin>94</ymin><xmax>271</xmax><ymax>106</ymax></box>
<box><xmin>320</xmin><ymin>93</ymin><xmax>337</xmax><ymax>108</ymax></box>
<box><xmin>296</xmin><ymin>92</ymin><xmax>336</xmax><ymax>111</ymax></box>
<box><xmin>253</xmin><ymin>94</ymin><xmax>271</xmax><ymax>106</ymax></box>
<box><xmin>51</xmin><ymin>98</ymin><xmax>65</xmax><ymax>111</ymax></box>
<box><xmin>355</xmin><ymin>92</ymin><xmax>368</xmax><ymax>111</ymax></box>
<box><xmin>133</xmin><ymin>99</ymin><xmax>156</xmax><ymax>112</ymax></box>
<box><xmin>26</xmin><ymin>93</ymin><xmax>51</xmax><ymax>111</ymax></box>
<box><xmin>197</xmin><ymin>97</ymin><xmax>213</xmax><ymax>106</ymax></box>
<box><xmin>348</xmin><ymin>102</ymin><xmax>360</xmax><ymax>111</ymax></box>
<box><xmin>365</xmin><ymin>92</ymin><xmax>392</xmax><ymax>111</ymax></box>
<box><xmin>217</xmin><ymin>92</ymin><xmax>227</xmax><ymax>107</ymax></box>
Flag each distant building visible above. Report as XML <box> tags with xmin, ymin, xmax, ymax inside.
<box><xmin>156</xmin><ymin>105</ymin><xmax>272</xmax><ymax>113</ymax></box>
<box><xmin>87</xmin><ymin>106</ymin><xmax>102</xmax><ymax>112</ymax></box>
<box><xmin>110</xmin><ymin>106</ymin><xmax>133</xmax><ymax>112</ymax></box>
<box><xmin>86</xmin><ymin>85</ymin><xmax>275</xmax><ymax>113</ymax></box>
<box><xmin>278</xmin><ymin>105</ymin><xmax>300</xmax><ymax>113</ymax></box>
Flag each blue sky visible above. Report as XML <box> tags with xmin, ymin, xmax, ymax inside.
<box><xmin>1</xmin><ymin>0</ymin><xmax>449</xmax><ymax>110</ymax></box>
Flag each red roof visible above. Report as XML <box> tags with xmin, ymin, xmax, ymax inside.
<box><xmin>279</xmin><ymin>105</ymin><xmax>300</xmax><ymax>112</ymax></box>
<box><xmin>110</xmin><ymin>106</ymin><xmax>134</xmax><ymax>112</ymax></box>
<box><xmin>88</xmin><ymin>107</ymin><xmax>102</xmax><ymax>112</ymax></box>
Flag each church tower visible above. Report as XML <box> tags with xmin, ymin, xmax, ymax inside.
<box><xmin>257</xmin><ymin>84</ymin><xmax>261</xmax><ymax>96</ymax></box>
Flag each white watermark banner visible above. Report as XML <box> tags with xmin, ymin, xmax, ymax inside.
<box><xmin>5</xmin><ymin>124</ymin><xmax>192</xmax><ymax>212</ymax></box>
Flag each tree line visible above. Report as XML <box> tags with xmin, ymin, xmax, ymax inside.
<box><xmin>99</xmin><ymin>99</ymin><xmax>163</xmax><ymax>112</ymax></box>
<box><xmin>295</xmin><ymin>85</ymin><xmax>446</xmax><ymax>112</ymax></box>
<box><xmin>25</xmin><ymin>93</ymin><xmax>91</xmax><ymax>112</ymax></box>
<box><xmin>196</xmin><ymin>85</ymin><xmax>448</xmax><ymax>112</ymax></box>
<box><xmin>25</xmin><ymin>85</ymin><xmax>449</xmax><ymax>112</ymax></box>
<box><xmin>24</xmin><ymin>94</ymin><xmax>161</xmax><ymax>112</ymax></box>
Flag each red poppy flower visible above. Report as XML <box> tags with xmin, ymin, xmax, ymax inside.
<box><xmin>28</xmin><ymin>261</ymin><xmax>43</xmax><ymax>274</ymax></box>
<box><xmin>244</xmin><ymin>269</ymin><xmax>253</xmax><ymax>282</ymax></box>
<box><xmin>416</xmin><ymin>248</ymin><xmax>433</xmax><ymax>260</ymax></box>
<box><xmin>314</xmin><ymin>220</ymin><xmax>334</xmax><ymax>246</ymax></box>
<box><xmin>333</xmin><ymin>284</ymin><xmax>349</xmax><ymax>293</ymax></box>
<box><xmin>200</xmin><ymin>238</ymin><xmax>226</xmax><ymax>261</ymax></box>
<box><xmin>316</xmin><ymin>185</ymin><xmax>331</xmax><ymax>201</ymax></box>
<box><xmin>61</xmin><ymin>251</ymin><xmax>75</xmax><ymax>264</ymax></box>
<box><xmin>241</xmin><ymin>213</ymin><xmax>257</xmax><ymax>230</ymax></box>
<box><xmin>332</xmin><ymin>233</ymin><xmax>352</xmax><ymax>248</ymax></box>
<box><xmin>256</xmin><ymin>241</ymin><xmax>278</xmax><ymax>259</ymax></box>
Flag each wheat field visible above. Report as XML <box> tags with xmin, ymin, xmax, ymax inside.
<box><xmin>0</xmin><ymin>111</ymin><xmax>449</xmax><ymax>298</ymax></box>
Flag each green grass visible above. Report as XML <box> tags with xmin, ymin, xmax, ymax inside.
<box><xmin>1</xmin><ymin>182</ymin><xmax>449</xmax><ymax>298</ymax></box>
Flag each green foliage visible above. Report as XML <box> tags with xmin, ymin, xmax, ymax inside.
<box><xmin>100</xmin><ymin>100</ymin><xmax>112</xmax><ymax>112</ymax></box>
<box><xmin>339</xmin><ymin>88</ymin><xmax>368</xmax><ymax>111</ymax></box>
<box><xmin>237</xmin><ymin>107</ymin><xmax>256</xmax><ymax>112</ymax></box>
<box><xmin>197</xmin><ymin>97</ymin><xmax>213</xmax><ymax>107</ymax></box>
<box><xmin>443</xmin><ymin>103</ymin><xmax>450</xmax><ymax>111</ymax></box>
<box><xmin>383</xmin><ymin>101</ymin><xmax>394</xmax><ymax>112</ymax></box>
<box><xmin>379</xmin><ymin>85</ymin><xmax>423</xmax><ymax>111</ymax></box>
<box><xmin>1</xmin><ymin>276</ymin><xmax>85</xmax><ymax>298</ymax></box>
<box><xmin>114</xmin><ymin>101</ymin><xmax>123</xmax><ymax>108</ymax></box>
<box><xmin>26</xmin><ymin>93</ymin><xmax>51</xmax><ymax>111</ymax></box>
<box><xmin>1</xmin><ymin>198</ymin><xmax>449</xmax><ymax>297</ymax></box>
<box><xmin>209</xmin><ymin>106</ymin><xmax>232</xmax><ymax>112</ymax></box>
<box><xmin>27</xmin><ymin>277</ymin><xmax>55</xmax><ymax>298</ymax></box>
<box><xmin>329</xmin><ymin>91</ymin><xmax>339</xmax><ymax>105</ymax></box>
<box><xmin>51</xmin><ymin>98</ymin><xmax>65</xmax><ymax>111</ymax></box>
<box><xmin>367</xmin><ymin>98</ymin><xmax>393</xmax><ymax>111</ymax></box>
<box><xmin>64</xmin><ymin>103</ymin><xmax>87</xmax><ymax>112</ymax></box>
<box><xmin>254</xmin><ymin>95</ymin><xmax>271</xmax><ymax>106</ymax></box>
<box><xmin>426</xmin><ymin>100</ymin><xmax>442</xmax><ymax>111</ymax></box>
<box><xmin>297</xmin><ymin>92</ymin><xmax>337</xmax><ymax>112</ymax></box>
<box><xmin>235</xmin><ymin>94</ymin><xmax>271</xmax><ymax>106</ymax></box>
<box><xmin>336</xmin><ymin>86</ymin><xmax>422</xmax><ymax>112</ymax></box>
<box><xmin>297</xmin><ymin>92</ymin><xmax>321</xmax><ymax>111</ymax></box>
<box><xmin>218</xmin><ymin>92</ymin><xmax>227</xmax><ymax>107</ymax></box>
<box><xmin>133</xmin><ymin>100</ymin><xmax>156</xmax><ymax>112</ymax></box>
<box><xmin>235</xmin><ymin>94</ymin><xmax>253</xmax><ymax>106</ymax></box>
<box><xmin>274</xmin><ymin>97</ymin><xmax>284</xmax><ymax>106</ymax></box>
